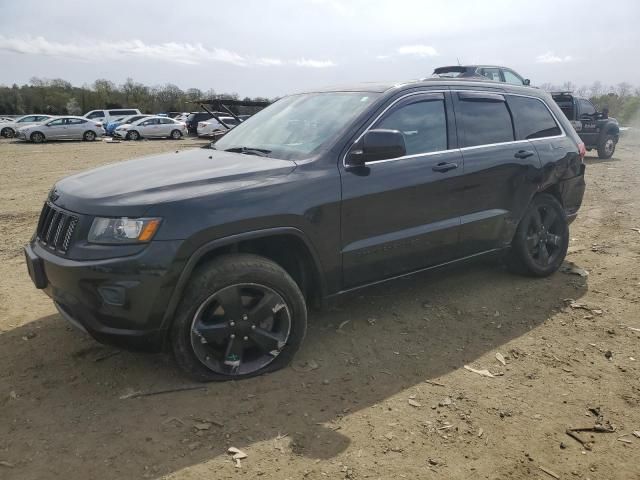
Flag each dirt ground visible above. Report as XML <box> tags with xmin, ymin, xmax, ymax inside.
<box><xmin>0</xmin><ymin>133</ymin><xmax>638</xmax><ymax>480</ymax></box>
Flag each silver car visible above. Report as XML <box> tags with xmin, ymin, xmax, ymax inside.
<box><xmin>16</xmin><ymin>116</ymin><xmax>105</xmax><ymax>143</ymax></box>
<box><xmin>114</xmin><ymin>116</ymin><xmax>187</xmax><ymax>140</ymax></box>
<box><xmin>1</xmin><ymin>114</ymin><xmax>52</xmax><ymax>138</ymax></box>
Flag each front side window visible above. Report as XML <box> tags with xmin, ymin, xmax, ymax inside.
<box><xmin>457</xmin><ymin>94</ymin><xmax>514</xmax><ymax>147</ymax></box>
<box><xmin>578</xmin><ymin>99</ymin><xmax>596</xmax><ymax>116</ymax></box>
<box><xmin>374</xmin><ymin>99</ymin><xmax>447</xmax><ymax>156</ymax></box>
<box><xmin>503</xmin><ymin>70</ymin><xmax>524</xmax><ymax>85</ymax></box>
<box><xmin>508</xmin><ymin>96</ymin><xmax>561</xmax><ymax>139</ymax></box>
<box><xmin>215</xmin><ymin>92</ymin><xmax>380</xmax><ymax>160</ymax></box>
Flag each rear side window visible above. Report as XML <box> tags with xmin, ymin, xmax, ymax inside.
<box><xmin>508</xmin><ymin>96</ymin><xmax>561</xmax><ymax>139</ymax></box>
<box><xmin>67</xmin><ymin>118</ymin><xmax>87</xmax><ymax>125</ymax></box>
<box><xmin>456</xmin><ymin>94</ymin><xmax>514</xmax><ymax>147</ymax></box>
<box><xmin>87</xmin><ymin>111</ymin><xmax>104</xmax><ymax>119</ymax></box>
<box><xmin>375</xmin><ymin>99</ymin><xmax>447</xmax><ymax>155</ymax></box>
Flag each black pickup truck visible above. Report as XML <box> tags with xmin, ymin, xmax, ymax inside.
<box><xmin>25</xmin><ymin>79</ymin><xmax>586</xmax><ymax>381</ymax></box>
<box><xmin>552</xmin><ymin>92</ymin><xmax>620</xmax><ymax>159</ymax></box>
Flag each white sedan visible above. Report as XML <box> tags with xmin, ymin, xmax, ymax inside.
<box><xmin>197</xmin><ymin>116</ymin><xmax>240</xmax><ymax>138</ymax></box>
<box><xmin>114</xmin><ymin>116</ymin><xmax>187</xmax><ymax>140</ymax></box>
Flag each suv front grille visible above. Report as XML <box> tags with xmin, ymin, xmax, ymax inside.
<box><xmin>36</xmin><ymin>203</ymin><xmax>79</xmax><ymax>254</ymax></box>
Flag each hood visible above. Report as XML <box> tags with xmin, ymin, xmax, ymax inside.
<box><xmin>53</xmin><ymin>148</ymin><xmax>296</xmax><ymax>216</ymax></box>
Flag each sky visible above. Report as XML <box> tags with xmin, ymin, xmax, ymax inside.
<box><xmin>0</xmin><ymin>0</ymin><xmax>638</xmax><ymax>97</ymax></box>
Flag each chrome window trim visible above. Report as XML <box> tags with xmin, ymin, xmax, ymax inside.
<box><xmin>342</xmin><ymin>89</ymin><xmax>566</xmax><ymax>167</ymax></box>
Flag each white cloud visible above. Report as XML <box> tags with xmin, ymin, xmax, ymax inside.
<box><xmin>295</xmin><ymin>58</ymin><xmax>337</xmax><ymax>68</ymax></box>
<box><xmin>0</xmin><ymin>35</ymin><xmax>335</xmax><ymax>68</ymax></box>
<box><xmin>536</xmin><ymin>52</ymin><xmax>573</xmax><ymax>64</ymax></box>
<box><xmin>396</xmin><ymin>44</ymin><xmax>439</xmax><ymax>57</ymax></box>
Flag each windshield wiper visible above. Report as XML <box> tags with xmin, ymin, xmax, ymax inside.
<box><xmin>223</xmin><ymin>146</ymin><xmax>272</xmax><ymax>157</ymax></box>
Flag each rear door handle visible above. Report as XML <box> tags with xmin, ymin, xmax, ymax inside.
<box><xmin>514</xmin><ymin>150</ymin><xmax>535</xmax><ymax>159</ymax></box>
<box><xmin>432</xmin><ymin>162</ymin><xmax>458</xmax><ymax>173</ymax></box>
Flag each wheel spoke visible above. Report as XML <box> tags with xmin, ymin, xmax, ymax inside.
<box><xmin>545</xmin><ymin>233</ymin><xmax>562</xmax><ymax>247</ymax></box>
<box><xmin>223</xmin><ymin>336</ymin><xmax>244</xmax><ymax>370</ymax></box>
<box><xmin>542</xmin><ymin>209</ymin><xmax>558</xmax><ymax>230</ymax></box>
<box><xmin>194</xmin><ymin>320</ymin><xmax>230</xmax><ymax>344</ymax></box>
<box><xmin>538</xmin><ymin>243</ymin><xmax>550</xmax><ymax>264</ymax></box>
<box><xmin>248</xmin><ymin>291</ymin><xmax>280</xmax><ymax>322</ymax></box>
<box><xmin>526</xmin><ymin>234</ymin><xmax>539</xmax><ymax>250</ymax></box>
<box><xmin>250</xmin><ymin>327</ymin><xmax>286</xmax><ymax>355</ymax></box>
<box><xmin>216</xmin><ymin>286</ymin><xmax>244</xmax><ymax>321</ymax></box>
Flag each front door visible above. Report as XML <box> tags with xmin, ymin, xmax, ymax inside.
<box><xmin>340</xmin><ymin>91</ymin><xmax>464</xmax><ymax>288</ymax></box>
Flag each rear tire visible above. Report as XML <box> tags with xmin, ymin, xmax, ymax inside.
<box><xmin>171</xmin><ymin>254</ymin><xmax>307</xmax><ymax>382</ymax></box>
<box><xmin>170</xmin><ymin>129</ymin><xmax>182</xmax><ymax>140</ymax></box>
<box><xmin>1</xmin><ymin>127</ymin><xmax>14</xmax><ymax>138</ymax></box>
<box><xmin>83</xmin><ymin>130</ymin><xmax>96</xmax><ymax>141</ymax></box>
<box><xmin>507</xmin><ymin>193</ymin><xmax>568</xmax><ymax>277</ymax></box>
<box><xmin>126</xmin><ymin>130</ymin><xmax>140</xmax><ymax>141</ymax></box>
<box><xmin>30</xmin><ymin>132</ymin><xmax>45</xmax><ymax>143</ymax></box>
<box><xmin>597</xmin><ymin>135</ymin><xmax>616</xmax><ymax>159</ymax></box>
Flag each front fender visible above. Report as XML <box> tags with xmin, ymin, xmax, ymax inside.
<box><xmin>158</xmin><ymin>226</ymin><xmax>326</xmax><ymax>339</ymax></box>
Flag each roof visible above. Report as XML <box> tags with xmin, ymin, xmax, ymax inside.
<box><xmin>294</xmin><ymin>77</ymin><xmax>538</xmax><ymax>95</ymax></box>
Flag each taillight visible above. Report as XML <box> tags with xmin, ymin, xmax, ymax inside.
<box><xmin>578</xmin><ymin>142</ymin><xmax>586</xmax><ymax>161</ymax></box>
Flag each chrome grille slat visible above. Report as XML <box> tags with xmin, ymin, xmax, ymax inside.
<box><xmin>36</xmin><ymin>202</ymin><xmax>79</xmax><ymax>254</ymax></box>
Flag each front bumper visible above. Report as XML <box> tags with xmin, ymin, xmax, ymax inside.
<box><xmin>24</xmin><ymin>239</ymin><xmax>184</xmax><ymax>352</ymax></box>
<box><xmin>113</xmin><ymin>129</ymin><xmax>129</xmax><ymax>139</ymax></box>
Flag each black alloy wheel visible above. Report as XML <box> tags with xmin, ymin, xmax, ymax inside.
<box><xmin>190</xmin><ymin>283</ymin><xmax>291</xmax><ymax>375</ymax></box>
<box><xmin>507</xmin><ymin>193</ymin><xmax>569</xmax><ymax>277</ymax></box>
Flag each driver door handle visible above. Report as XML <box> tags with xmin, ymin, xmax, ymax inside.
<box><xmin>514</xmin><ymin>150</ymin><xmax>535</xmax><ymax>159</ymax></box>
<box><xmin>432</xmin><ymin>162</ymin><xmax>458</xmax><ymax>173</ymax></box>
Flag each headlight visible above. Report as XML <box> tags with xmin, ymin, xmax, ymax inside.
<box><xmin>88</xmin><ymin>217</ymin><xmax>161</xmax><ymax>244</ymax></box>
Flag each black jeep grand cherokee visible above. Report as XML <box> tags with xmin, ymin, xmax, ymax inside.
<box><xmin>25</xmin><ymin>79</ymin><xmax>586</xmax><ymax>381</ymax></box>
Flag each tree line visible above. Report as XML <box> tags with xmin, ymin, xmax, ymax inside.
<box><xmin>0</xmin><ymin>77</ymin><xmax>272</xmax><ymax>116</ymax></box>
<box><xmin>0</xmin><ymin>77</ymin><xmax>639</xmax><ymax>125</ymax></box>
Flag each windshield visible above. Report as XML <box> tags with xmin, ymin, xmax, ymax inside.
<box><xmin>214</xmin><ymin>92</ymin><xmax>380</xmax><ymax>160</ymax></box>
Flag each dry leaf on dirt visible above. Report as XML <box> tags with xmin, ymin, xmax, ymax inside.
<box><xmin>464</xmin><ymin>365</ymin><xmax>495</xmax><ymax>378</ymax></box>
<box><xmin>495</xmin><ymin>353</ymin><xmax>506</xmax><ymax>365</ymax></box>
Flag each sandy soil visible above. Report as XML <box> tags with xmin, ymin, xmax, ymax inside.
<box><xmin>0</xmin><ymin>134</ymin><xmax>638</xmax><ymax>480</ymax></box>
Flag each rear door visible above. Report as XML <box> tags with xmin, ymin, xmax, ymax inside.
<box><xmin>159</xmin><ymin>118</ymin><xmax>175</xmax><ymax>136</ymax></box>
<box><xmin>65</xmin><ymin>118</ymin><xmax>87</xmax><ymax>139</ymax></box>
<box><xmin>340</xmin><ymin>91</ymin><xmax>464</xmax><ymax>288</ymax></box>
<box><xmin>453</xmin><ymin>91</ymin><xmax>541</xmax><ymax>254</ymax></box>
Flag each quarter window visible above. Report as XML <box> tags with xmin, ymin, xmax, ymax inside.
<box><xmin>457</xmin><ymin>95</ymin><xmax>514</xmax><ymax>147</ymax></box>
<box><xmin>375</xmin><ymin>99</ymin><xmax>447</xmax><ymax>155</ymax></box>
<box><xmin>508</xmin><ymin>96</ymin><xmax>561</xmax><ymax>140</ymax></box>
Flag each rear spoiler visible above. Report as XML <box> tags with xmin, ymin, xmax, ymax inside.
<box><xmin>189</xmin><ymin>98</ymin><xmax>270</xmax><ymax>128</ymax></box>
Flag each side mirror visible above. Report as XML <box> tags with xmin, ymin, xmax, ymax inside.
<box><xmin>347</xmin><ymin>129</ymin><xmax>406</xmax><ymax>166</ymax></box>
<box><xmin>602</xmin><ymin>107</ymin><xmax>609</xmax><ymax>119</ymax></box>
<box><xmin>523</xmin><ymin>79</ymin><xmax>531</xmax><ymax>86</ymax></box>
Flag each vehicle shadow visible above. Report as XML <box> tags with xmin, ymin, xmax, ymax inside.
<box><xmin>0</xmin><ymin>258</ymin><xmax>588</xmax><ymax>479</ymax></box>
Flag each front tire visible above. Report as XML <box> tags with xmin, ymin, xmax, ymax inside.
<box><xmin>83</xmin><ymin>130</ymin><xmax>96</xmax><ymax>141</ymax></box>
<box><xmin>170</xmin><ymin>129</ymin><xmax>182</xmax><ymax>140</ymax></box>
<box><xmin>507</xmin><ymin>193</ymin><xmax>569</xmax><ymax>277</ymax></box>
<box><xmin>171</xmin><ymin>254</ymin><xmax>307</xmax><ymax>381</ymax></box>
<box><xmin>126</xmin><ymin>130</ymin><xmax>140</xmax><ymax>141</ymax></box>
<box><xmin>597</xmin><ymin>135</ymin><xmax>616</xmax><ymax>159</ymax></box>
<box><xmin>1</xmin><ymin>127</ymin><xmax>14</xmax><ymax>138</ymax></box>
<box><xmin>30</xmin><ymin>132</ymin><xmax>45</xmax><ymax>143</ymax></box>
